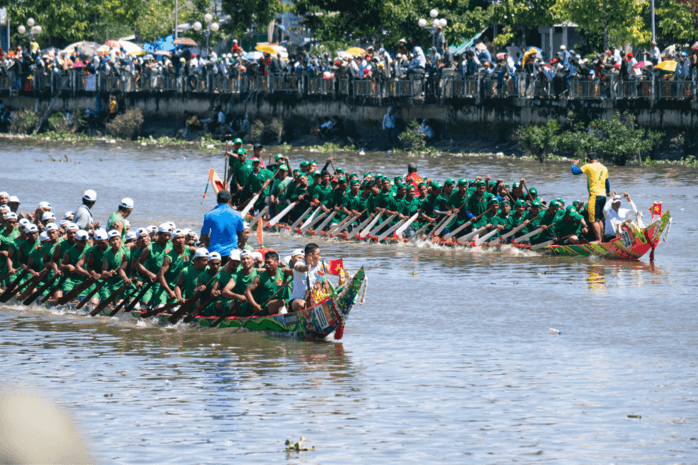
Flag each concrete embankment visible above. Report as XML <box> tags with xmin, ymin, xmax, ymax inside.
<box><xmin>4</xmin><ymin>92</ymin><xmax>698</xmax><ymax>157</ymax></box>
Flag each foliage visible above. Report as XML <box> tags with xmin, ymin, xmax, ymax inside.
<box><xmin>551</xmin><ymin>0</ymin><xmax>650</xmax><ymax>48</ymax></box>
<box><xmin>105</xmin><ymin>108</ymin><xmax>144</xmax><ymax>140</ymax></box>
<box><xmin>220</xmin><ymin>0</ymin><xmax>283</xmax><ymax>40</ymax></box>
<box><xmin>250</xmin><ymin>119</ymin><xmax>265</xmax><ymax>142</ymax></box>
<box><xmin>516</xmin><ymin>113</ymin><xmax>663</xmax><ymax>165</ymax></box>
<box><xmin>9</xmin><ymin>110</ymin><xmax>39</xmax><ymax>135</ymax></box>
<box><xmin>489</xmin><ymin>0</ymin><xmax>556</xmax><ymax>47</ymax></box>
<box><xmin>6</xmin><ymin>0</ymin><xmax>94</xmax><ymax>48</ymax></box>
<box><xmin>656</xmin><ymin>0</ymin><xmax>698</xmax><ymax>43</ymax></box>
<box><xmin>47</xmin><ymin>113</ymin><xmax>72</xmax><ymax>133</ymax></box>
<box><xmin>515</xmin><ymin>119</ymin><xmax>560</xmax><ymax>162</ymax></box>
<box><xmin>398</xmin><ymin>119</ymin><xmax>424</xmax><ymax>152</ymax></box>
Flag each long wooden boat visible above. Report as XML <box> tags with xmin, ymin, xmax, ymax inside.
<box><xmin>2</xmin><ymin>268</ymin><xmax>366</xmax><ymax>340</ymax></box>
<box><xmin>132</xmin><ymin>267</ymin><xmax>365</xmax><ymax>339</ymax></box>
<box><xmin>259</xmin><ymin>210</ymin><xmax>671</xmax><ymax>261</ymax></box>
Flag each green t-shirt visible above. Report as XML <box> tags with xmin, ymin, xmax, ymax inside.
<box><xmin>398</xmin><ymin>197</ymin><xmax>421</xmax><ymax>217</ymax></box>
<box><xmin>251</xmin><ymin>268</ymin><xmax>285</xmax><ymax>309</ymax></box>
<box><xmin>373</xmin><ymin>191</ymin><xmax>397</xmax><ymax>212</ymax></box>
<box><xmin>145</xmin><ymin>242</ymin><xmax>170</xmax><ymax>274</ymax></box>
<box><xmin>179</xmin><ymin>263</ymin><xmax>208</xmax><ymax>300</ymax></box>
<box><xmin>234</xmin><ymin>160</ymin><xmax>254</xmax><ymax>189</ymax></box>
<box><xmin>465</xmin><ymin>192</ymin><xmax>494</xmax><ymax>217</ymax></box>
<box><xmin>88</xmin><ymin>244</ymin><xmax>108</xmax><ymax>273</ymax></box>
<box><xmin>248</xmin><ymin>168</ymin><xmax>274</xmax><ymax>195</ymax></box>
<box><xmin>163</xmin><ymin>247</ymin><xmax>193</xmax><ymax>285</ymax></box>
<box><xmin>107</xmin><ymin>212</ymin><xmax>126</xmax><ymax>238</ymax></box>
<box><xmin>103</xmin><ymin>245</ymin><xmax>127</xmax><ymax>285</ymax></box>
<box><xmin>522</xmin><ymin>209</ymin><xmax>545</xmax><ymax>235</ymax></box>
<box><xmin>311</xmin><ymin>183</ymin><xmax>333</xmax><ymax>206</ymax></box>
<box><xmin>552</xmin><ymin>213</ymin><xmax>584</xmax><ymax>238</ymax></box>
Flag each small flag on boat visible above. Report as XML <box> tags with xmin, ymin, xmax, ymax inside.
<box><xmin>649</xmin><ymin>202</ymin><xmax>662</xmax><ymax>217</ymax></box>
<box><xmin>256</xmin><ymin>216</ymin><xmax>264</xmax><ymax>244</ymax></box>
<box><xmin>327</xmin><ymin>258</ymin><xmax>344</xmax><ymax>276</ymax></box>
<box><xmin>208</xmin><ymin>168</ymin><xmax>226</xmax><ymax>195</ymax></box>
<box><xmin>202</xmin><ymin>180</ymin><xmax>209</xmax><ymax>199</ymax></box>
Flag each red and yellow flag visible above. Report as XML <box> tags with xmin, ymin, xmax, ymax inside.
<box><xmin>327</xmin><ymin>258</ymin><xmax>344</xmax><ymax>276</ymax></box>
<box><xmin>649</xmin><ymin>202</ymin><xmax>662</xmax><ymax>217</ymax></box>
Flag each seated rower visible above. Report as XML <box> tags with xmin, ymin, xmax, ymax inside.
<box><xmin>242</xmin><ymin>251</ymin><xmax>291</xmax><ymax>316</ymax></box>
<box><xmin>603</xmin><ymin>192</ymin><xmax>639</xmax><ymax>241</ymax></box>
<box><xmin>551</xmin><ymin>205</ymin><xmax>588</xmax><ymax>244</ymax></box>
<box><xmin>221</xmin><ymin>250</ymin><xmax>257</xmax><ymax>316</ymax></box>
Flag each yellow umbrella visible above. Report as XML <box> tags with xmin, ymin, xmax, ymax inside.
<box><xmin>346</xmin><ymin>47</ymin><xmax>367</xmax><ymax>57</ymax></box>
<box><xmin>656</xmin><ymin>60</ymin><xmax>678</xmax><ymax>72</ymax></box>
<box><xmin>255</xmin><ymin>44</ymin><xmax>277</xmax><ymax>55</ymax></box>
<box><xmin>523</xmin><ymin>47</ymin><xmax>539</xmax><ymax>61</ymax></box>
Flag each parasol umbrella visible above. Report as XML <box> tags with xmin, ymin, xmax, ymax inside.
<box><xmin>661</xmin><ymin>44</ymin><xmax>676</xmax><ymax>58</ymax></box>
<box><xmin>346</xmin><ymin>47</ymin><xmax>366</xmax><ymax>57</ymax></box>
<box><xmin>656</xmin><ymin>60</ymin><xmax>678</xmax><ymax>72</ymax></box>
<box><xmin>523</xmin><ymin>47</ymin><xmax>540</xmax><ymax>61</ymax></box>
<box><xmin>96</xmin><ymin>44</ymin><xmax>110</xmax><ymax>56</ymax></box>
<box><xmin>475</xmin><ymin>42</ymin><xmax>487</xmax><ymax>51</ymax></box>
<box><xmin>105</xmin><ymin>39</ymin><xmax>120</xmax><ymax>48</ymax></box>
<box><xmin>173</xmin><ymin>37</ymin><xmax>198</xmax><ymax>46</ymax></box>
<box><xmin>336</xmin><ymin>51</ymin><xmax>351</xmax><ymax>59</ymax></box>
<box><xmin>118</xmin><ymin>40</ymin><xmax>144</xmax><ymax>55</ymax></box>
<box><xmin>255</xmin><ymin>44</ymin><xmax>277</xmax><ymax>55</ymax></box>
<box><xmin>62</xmin><ymin>41</ymin><xmax>101</xmax><ymax>56</ymax></box>
<box><xmin>154</xmin><ymin>50</ymin><xmax>172</xmax><ymax>56</ymax></box>
<box><xmin>633</xmin><ymin>61</ymin><xmax>650</xmax><ymax>69</ymax></box>
<box><xmin>496</xmin><ymin>52</ymin><xmax>506</xmax><ymax>60</ymax></box>
<box><xmin>245</xmin><ymin>51</ymin><xmax>264</xmax><ymax>60</ymax></box>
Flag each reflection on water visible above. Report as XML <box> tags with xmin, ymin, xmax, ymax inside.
<box><xmin>1</xmin><ymin>141</ymin><xmax>697</xmax><ymax>462</ymax></box>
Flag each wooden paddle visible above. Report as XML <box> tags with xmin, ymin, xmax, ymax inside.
<box><xmin>168</xmin><ymin>271</ymin><xmax>220</xmax><ymax>324</ymax></box>
<box><xmin>90</xmin><ymin>281</ymin><xmax>131</xmax><ymax>316</ymax></box>
<box><xmin>13</xmin><ymin>269</ymin><xmax>49</xmax><ymax>303</ymax></box>
<box><xmin>313</xmin><ymin>210</ymin><xmax>337</xmax><ymax>234</ymax></box>
<box><xmin>433</xmin><ymin>194</ymin><xmax>472</xmax><ymax>237</ymax></box>
<box><xmin>442</xmin><ymin>210</ymin><xmax>488</xmax><ymax>240</ymax></box>
<box><xmin>231</xmin><ymin>277</ymin><xmax>292</xmax><ymax>334</ymax></box>
<box><xmin>289</xmin><ymin>207</ymin><xmax>314</xmax><ymax>231</ymax></box>
<box><xmin>368</xmin><ymin>214</ymin><xmax>397</xmax><ymax>237</ymax></box>
<box><xmin>56</xmin><ymin>277</ymin><xmax>97</xmax><ymax>306</ymax></box>
<box><xmin>107</xmin><ymin>282</ymin><xmax>139</xmax><ymax>316</ymax></box>
<box><xmin>23</xmin><ymin>272</ymin><xmax>61</xmax><ymax>306</ymax></box>
<box><xmin>395</xmin><ymin>212</ymin><xmax>420</xmax><ymax>236</ymax></box>
<box><xmin>210</xmin><ymin>301</ymin><xmax>243</xmax><ymax>328</ymax></box>
<box><xmin>239</xmin><ymin>169</ymin><xmax>280</xmax><ymax>218</ymax></box>
<box><xmin>473</xmin><ymin>227</ymin><xmax>500</xmax><ymax>246</ymax></box>
<box><xmin>300</xmin><ymin>211</ymin><xmax>327</xmax><ymax>234</ymax></box>
<box><xmin>457</xmin><ymin>226</ymin><xmax>488</xmax><ymax>243</ymax></box>
<box><xmin>139</xmin><ymin>298</ymin><xmax>178</xmax><ymax>318</ymax></box>
<box><xmin>39</xmin><ymin>273</ymin><xmax>71</xmax><ymax>305</ymax></box>
<box><xmin>329</xmin><ymin>210</ymin><xmax>363</xmax><ymax>236</ymax></box>
<box><xmin>345</xmin><ymin>214</ymin><xmax>374</xmax><ymax>240</ymax></box>
<box><xmin>375</xmin><ymin>218</ymin><xmax>406</xmax><ymax>242</ymax></box>
<box><xmin>117</xmin><ymin>279</ymin><xmax>152</xmax><ymax>313</ymax></box>
<box><xmin>248</xmin><ymin>206</ymin><xmax>269</xmax><ymax>229</ymax></box>
<box><xmin>268</xmin><ymin>201</ymin><xmax>296</xmax><ymax>227</ymax></box>
<box><xmin>488</xmin><ymin>221</ymin><xmax>526</xmax><ymax>244</ymax></box>
<box><xmin>75</xmin><ymin>279</ymin><xmax>107</xmax><ymax>310</ymax></box>
<box><xmin>0</xmin><ymin>266</ymin><xmax>21</xmax><ymax>284</ymax></box>
<box><xmin>358</xmin><ymin>212</ymin><xmax>382</xmax><ymax>237</ymax></box>
<box><xmin>0</xmin><ymin>269</ymin><xmax>28</xmax><ymax>301</ymax></box>
<box><xmin>512</xmin><ymin>227</ymin><xmax>544</xmax><ymax>244</ymax></box>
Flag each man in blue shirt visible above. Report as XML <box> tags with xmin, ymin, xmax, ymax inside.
<box><xmin>200</xmin><ymin>190</ymin><xmax>245</xmax><ymax>264</ymax></box>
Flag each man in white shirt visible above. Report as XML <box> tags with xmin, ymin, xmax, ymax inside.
<box><xmin>289</xmin><ymin>243</ymin><xmax>327</xmax><ymax>311</ymax></box>
<box><xmin>603</xmin><ymin>191</ymin><xmax>639</xmax><ymax>239</ymax></box>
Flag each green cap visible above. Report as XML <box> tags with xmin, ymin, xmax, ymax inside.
<box><xmin>550</xmin><ymin>200</ymin><xmax>560</xmax><ymax>208</ymax></box>
<box><xmin>233</xmin><ymin>138</ymin><xmax>243</xmax><ymax>144</ymax></box>
<box><xmin>444</xmin><ymin>178</ymin><xmax>455</xmax><ymax>186</ymax></box>
<box><xmin>338</xmin><ymin>176</ymin><xmax>347</xmax><ymax>183</ymax></box>
<box><xmin>364</xmin><ymin>172</ymin><xmax>372</xmax><ymax>178</ymax></box>
<box><xmin>312</xmin><ymin>171</ymin><xmax>322</xmax><ymax>177</ymax></box>
<box><xmin>310</xmin><ymin>160</ymin><xmax>317</xmax><ymax>165</ymax></box>
<box><xmin>418</xmin><ymin>181</ymin><xmax>427</xmax><ymax>188</ymax></box>
<box><xmin>394</xmin><ymin>176</ymin><xmax>402</xmax><ymax>182</ymax></box>
<box><xmin>488</xmin><ymin>199</ymin><xmax>499</xmax><ymax>206</ymax></box>
<box><xmin>336</xmin><ymin>168</ymin><xmax>344</xmax><ymax>173</ymax></box>
<box><xmin>279</xmin><ymin>164</ymin><xmax>289</xmax><ymax>171</ymax></box>
<box><xmin>397</xmin><ymin>182</ymin><xmax>406</xmax><ymax>188</ymax></box>
<box><xmin>237</xmin><ymin>148</ymin><xmax>247</xmax><ymax>155</ymax></box>
<box><xmin>488</xmin><ymin>181</ymin><xmax>497</xmax><ymax>187</ymax></box>
<box><xmin>513</xmin><ymin>182</ymin><xmax>520</xmax><ymax>188</ymax></box>
<box><xmin>457</xmin><ymin>178</ymin><xmax>468</xmax><ymax>186</ymax></box>
<box><xmin>566</xmin><ymin>205</ymin><xmax>577</xmax><ymax>215</ymax></box>
<box><xmin>476</xmin><ymin>180</ymin><xmax>486</xmax><ymax>187</ymax></box>
<box><xmin>350</xmin><ymin>173</ymin><xmax>358</xmax><ymax>179</ymax></box>
<box><xmin>350</xmin><ymin>179</ymin><xmax>360</xmax><ymax>185</ymax></box>
<box><xmin>300</xmin><ymin>161</ymin><xmax>309</xmax><ymax>167</ymax></box>
<box><xmin>529</xmin><ymin>187</ymin><xmax>538</xmax><ymax>195</ymax></box>
<box><xmin>531</xmin><ymin>200</ymin><xmax>542</xmax><ymax>208</ymax></box>
<box><xmin>559</xmin><ymin>198</ymin><xmax>565</xmax><ymax>205</ymax></box>
<box><xmin>515</xmin><ymin>199</ymin><xmax>526</xmax><ymax>207</ymax></box>
<box><xmin>276</xmin><ymin>154</ymin><xmax>284</xmax><ymax>160</ymax></box>
<box><xmin>431</xmin><ymin>181</ymin><xmax>443</xmax><ymax>190</ymax></box>
<box><xmin>504</xmin><ymin>184</ymin><xmax>510</xmax><ymax>189</ymax></box>
<box><xmin>469</xmin><ymin>180</ymin><xmax>476</xmax><ymax>186</ymax></box>
<box><xmin>292</xmin><ymin>168</ymin><xmax>301</xmax><ymax>175</ymax></box>
<box><xmin>406</xmin><ymin>185</ymin><xmax>416</xmax><ymax>191</ymax></box>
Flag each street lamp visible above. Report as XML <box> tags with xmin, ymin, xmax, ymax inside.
<box><xmin>18</xmin><ymin>17</ymin><xmax>42</xmax><ymax>47</ymax></box>
<box><xmin>417</xmin><ymin>9</ymin><xmax>447</xmax><ymax>49</ymax></box>
<box><xmin>193</xmin><ymin>14</ymin><xmax>219</xmax><ymax>55</ymax></box>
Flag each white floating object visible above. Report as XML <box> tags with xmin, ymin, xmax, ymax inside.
<box><xmin>206</xmin><ymin>144</ymin><xmax>214</xmax><ymax>149</ymax></box>
<box><xmin>141</xmin><ymin>142</ymin><xmax>147</xmax><ymax>146</ymax></box>
<box><xmin>45</xmin><ymin>137</ymin><xmax>50</xmax><ymax>141</ymax></box>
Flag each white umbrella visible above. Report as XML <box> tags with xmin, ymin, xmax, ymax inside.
<box><xmin>245</xmin><ymin>51</ymin><xmax>264</xmax><ymax>60</ymax></box>
<box><xmin>118</xmin><ymin>40</ymin><xmax>144</xmax><ymax>56</ymax></box>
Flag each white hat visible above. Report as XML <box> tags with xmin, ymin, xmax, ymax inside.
<box><xmin>291</xmin><ymin>248</ymin><xmax>304</xmax><ymax>257</ymax></box>
<box><xmin>64</xmin><ymin>211</ymin><xmax>74</xmax><ymax>219</ymax></box>
<box><xmin>0</xmin><ymin>191</ymin><xmax>7</xmax><ymax>197</ymax></box>
<box><xmin>137</xmin><ymin>227</ymin><xmax>149</xmax><ymax>238</ymax></box>
<box><xmin>83</xmin><ymin>190</ymin><xmax>97</xmax><ymax>201</ymax></box>
<box><xmin>208</xmin><ymin>251</ymin><xmax>222</xmax><ymax>261</ymax></box>
<box><xmin>125</xmin><ymin>231</ymin><xmax>137</xmax><ymax>240</ymax></box>
<box><xmin>168</xmin><ymin>221</ymin><xmax>176</xmax><ymax>230</ymax></box>
<box><xmin>182</xmin><ymin>228</ymin><xmax>192</xmax><ymax>235</ymax></box>
<box><xmin>229</xmin><ymin>249</ymin><xmax>242</xmax><ymax>261</ymax></box>
<box><xmin>243</xmin><ymin>221</ymin><xmax>250</xmax><ymax>229</ymax></box>
<box><xmin>560</xmin><ymin>45</ymin><xmax>566</xmax><ymax>50</ymax></box>
<box><xmin>158</xmin><ymin>223</ymin><xmax>173</xmax><ymax>234</ymax></box>
<box><xmin>9</xmin><ymin>196</ymin><xmax>19</xmax><ymax>203</ymax></box>
<box><xmin>172</xmin><ymin>229</ymin><xmax>184</xmax><ymax>238</ymax></box>
<box><xmin>124</xmin><ymin>219</ymin><xmax>130</xmax><ymax>226</ymax></box>
<box><xmin>147</xmin><ymin>225</ymin><xmax>157</xmax><ymax>233</ymax></box>
<box><xmin>45</xmin><ymin>223</ymin><xmax>58</xmax><ymax>231</ymax></box>
<box><xmin>283</xmin><ymin>255</ymin><xmax>292</xmax><ymax>264</ymax></box>
<box><xmin>39</xmin><ymin>231</ymin><xmax>49</xmax><ymax>242</ymax></box>
<box><xmin>194</xmin><ymin>247</ymin><xmax>209</xmax><ymax>258</ymax></box>
<box><xmin>0</xmin><ymin>205</ymin><xmax>9</xmax><ymax>212</ymax></box>
<box><xmin>39</xmin><ymin>201</ymin><xmax>51</xmax><ymax>209</ymax></box>
<box><xmin>120</xmin><ymin>198</ymin><xmax>134</xmax><ymax>209</ymax></box>
<box><xmin>94</xmin><ymin>229</ymin><xmax>108</xmax><ymax>241</ymax></box>
<box><xmin>60</xmin><ymin>220</ymin><xmax>70</xmax><ymax>227</ymax></box>
<box><xmin>240</xmin><ymin>249</ymin><xmax>254</xmax><ymax>258</ymax></box>
<box><xmin>612</xmin><ymin>195</ymin><xmax>622</xmax><ymax>203</ymax></box>
<box><xmin>66</xmin><ymin>223</ymin><xmax>79</xmax><ymax>231</ymax></box>
<box><xmin>4</xmin><ymin>212</ymin><xmax>17</xmax><ymax>220</ymax></box>
<box><xmin>108</xmin><ymin>230</ymin><xmax>121</xmax><ymax>239</ymax></box>
<box><xmin>42</xmin><ymin>212</ymin><xmax>55</xmax><ymax>221</ymax></box>
<box><xmin>76</xmin><ymin>230</ymin><xmax>89</xmax><ymax>241</ymax></box>
<box><xmin>252</xmin><ymin>251</ymin><xmax>263</xmax><ymax>261</ymax></box>
<box><xmin>190</xmin><ymin>232</ymin><xmax>199</xmax><ymax>241</ymax></box>
<box><xmin>19</xmin><ymin>218</ymin><xmax>31</xmax><ymax>227</ymax></box>
<box><xmin>26</xmin><ymin>224</ymin><xmax>39</xmax><ymax>233</ymax></box>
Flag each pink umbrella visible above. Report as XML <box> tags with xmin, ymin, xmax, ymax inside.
<box><xmin>633</xmin><ymin>61</ymin><xmax>649</xmax><ymax>69</ymax></box>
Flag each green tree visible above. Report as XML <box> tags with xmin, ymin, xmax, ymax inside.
<box><xmin>220</xmin><ymin>0</ymin><xmax>283</xmax><ymax>40</ymax></box>
<box><xmin>6</xmin><ymin>0</ymin><xmax>93</xmax><ymax>48</ymax></box>
<box><xmin>552</xmin><ymin>0</ymin><xmax>650</xmax><ymax>49</ymax></box>
<box><xmin>488</xmin><ymin>0</ymin><xmax>557</xmax><ymax>47</ymax></box>
<box><xmin>657</xmin><ymin>0</ymin><xmax>698</xmax><ymax>43</ymax></box>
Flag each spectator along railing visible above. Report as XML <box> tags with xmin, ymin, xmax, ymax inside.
<box><xmin>1</xmin><ymin>69</ymin><xmax>696</xmax><ymax>102</ymax></box>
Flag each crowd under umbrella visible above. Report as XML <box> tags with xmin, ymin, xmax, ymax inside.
<box><xmin>657</xmin><ymin>60</ymin><xmax>678</xmax><ymax>73</ymax></box>
<box><xmin>345</xmin><ymin>47</ymin><xmax>366</xmax><ymax>57</ymax></box>
<box><xmin>61</xmin><ymin>41</ymin><xmax>101</xmax><ymax>56</ymax></box>
<box><xmin>173</xmin><ymin>37</ymin><xmax>198</xmax><ymax>47</ymax></box>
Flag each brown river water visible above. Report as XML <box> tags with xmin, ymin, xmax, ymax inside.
<box><xmin>1</xmin><ymin>139</ymin><xmax>697</xmax><ymax>463</ymax></box>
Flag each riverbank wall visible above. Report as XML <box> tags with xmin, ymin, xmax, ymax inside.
<box><xmin>4</xmin><ymin>92</ymin><xmax>698</xmax><ymax>156</ymax></box>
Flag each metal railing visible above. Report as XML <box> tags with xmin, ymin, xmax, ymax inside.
<box><xmin>2</xmin><ymin>70</ymin><xmax>697</xmax><ymax>102</ymax></box>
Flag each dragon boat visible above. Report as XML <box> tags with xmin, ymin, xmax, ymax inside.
<box><xmin>256</xmin><ymin>209</ymin><xmax>671</xmax><ymax>261</ymax></box>
<box><xmin>2</xmin><ymin>269</ymin><xmax>366</xmax><ymax>340</ymax></box>
<box><xmin>132</xmin><ymin>267</ymin><xmax>365</xmax><ymax>339</ymax></box>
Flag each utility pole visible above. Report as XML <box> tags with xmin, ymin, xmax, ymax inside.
<box><xmin>175</xmin><ymin>0</ymin><xmax>178</xmax><ymax>40</ymax></box>
<box><xmin>651</xmin><ymin>0</ymin><xmax>656</xmax><ymax>42</ymax></box>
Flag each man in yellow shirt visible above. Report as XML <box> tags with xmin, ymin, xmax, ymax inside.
<box><xmin>571</xmin><ymin>151</ymin><xmax>609</xmax><ymax>243</ymax></box>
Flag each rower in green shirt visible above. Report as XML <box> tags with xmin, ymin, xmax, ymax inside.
<box><xmin>107</xmin><ymin>198</ymin><xmax>134</xmax><ymax>239</ymax></box>
<box><xmin>202</xmin><ymin>251</ymin><xmax>242</xmax><ymax>316</ymax></box>
<box><xmin>223</xmin><ymin>250</ymin><xmax>258</xmax><ymax>316</ymax></box>
<box><xmin>174</xmin><ymin>248</ymin><xmax>210</xmax><ymax>303</ymax></box>
<box><xmin>530</xmin><ymin>200</ymin><xmax>564</xmax><ymax>244</ymax></box>
<box><xmin>99</xmin><ymin>231</ymin><xmax>132</xmax><ymax>304</ymax></box>
<box><xmin>136</xmin><ymin>225</ymin><xmax>173</xmax><ymax>306</ymax></box>
<box><xmin>153</xmin><ymin>230</ymin><xmax>195</xmax><ymax>306</ymax></box>
<box><xmin>473</xmin><ymin>199</ymin><xmax>505</xmax><ymax>240</ymax></box>
<box><xmin>311</xmin><ymin>170</ymin><xmax>334</xmax><ymax>214</ymax></box>
<box><xmin>248</xmin><ymin>157</ymin><xmax>274</xmax><ymax>210</ymax></box>
<box><xmin>241</xmin><ymin>251</ymin><xmax>291</xmax><ymax>317</ymax></box>
<box><xmin>56</xmin><ymin>230</ymin><xmax>91</xmax><ymax>301</ymax></box>
<box><xmin>396</xmin><ymin>186</ymin><xmax>421</xmax><ymax>239</ymax></box>
<box><xmin>550</xmin><ymin>205</ymin><xmax>588</xmax><ymax>245</ymax></box>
